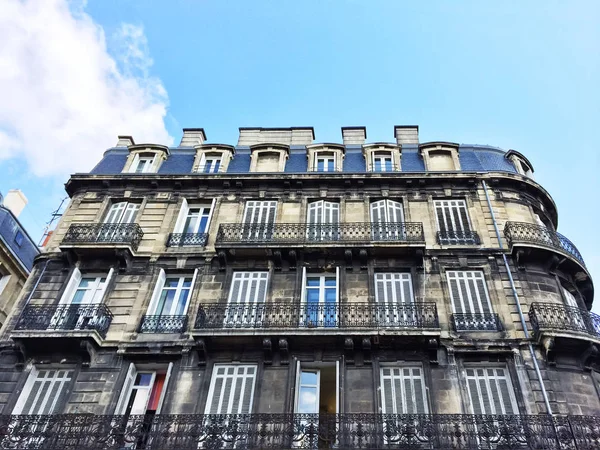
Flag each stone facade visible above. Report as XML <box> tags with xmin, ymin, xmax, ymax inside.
<box><xmin>0</xmin><ymin>126</ymin><xmax>597</xmax><ymax>449</ymax></box>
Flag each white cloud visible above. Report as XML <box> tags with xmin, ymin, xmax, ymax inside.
<box><xmin>0</xmin><ymin>0</ymin><xmax>173</xmax><ymax>176</ymax></box>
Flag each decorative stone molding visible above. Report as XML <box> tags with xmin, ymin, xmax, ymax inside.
<box><xmin>506</xmin><ymin>149</ymin><xmax>535</xmax><ymax>179</ymax></box>
<box><xmin>192</xmin><ymin>144</ymin><xmax>235</xmax><ymax>173</ymax></box>
<box><xmin>249</xmin><ymin>143</ymin><xmax>289</xmax><ymax>172</ymax></box>
<box><xmin>122</xmin><ymin>144</ymin><xmax>170</xmax><ymax>173</ymax></box>
<box><xmin>306</xmin><ymin>143</ymin><xmax>345</xmax><ymax>172</ymax></box>
<box><xmin>362</xmin><ymin>143</ymin><xmax>401</xmax><ymax>172</ymax></box>
<box><xmin>420</xmin><ymin>142</ymin><xmax>460</xmax><ymax>172</ymax></box>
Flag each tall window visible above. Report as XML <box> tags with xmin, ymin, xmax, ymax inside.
<box><xmin>13</xmin><ymin>368</ymin><xmax>73</xmax><ymax>414</ymax></box>
<box><xmin>171</xmin><ymin>199</ymin><xmax>214</xmax><ymax>246</ymax></box>
<box><xmin>447</xmin><ymin>271</ymin><xmax>497</xmax><ymax>331</ymax></box>
<box><xmin>373</xmin><ymin>152</ymin><xmax>394</xmax><ymax>172</ymax></box>
<box><xmin>434</xmin><ymin>199</ymin><xmax>476</xmax><ymax>245</ymax></box>
<box><xmin>370</xmin><ymin>200</ymin><xmax>404</xmax><ymax>240</ymax></box>
<box><xmin>374</xmin><ymin>273</ymin><xmax>415</xmax><ymax>326</ymax></box>
<box><xmin>301</xmin><ymin>268</ymin><xmax>339</xmax><ymax>327</ymax></box>
<box><xmin>380</xmin><ymin>366</ymin><xmax>428</xmax><ymax>414</ymax></box>
<box><xmin>314</xmin><ymin>152</ymin><xmax>336</xmax><ymax>172</ymax></box>
<box><xmin>205</xmin><ymin>365</ymin><xmax>257</xmax><ymax>414</ymax></box>
<box><xmin>307</xmin><ymin>200</ymin><xmax>339</xmax><ymax>241</ymax></box>
<box><xmin>242</xmin><ymin>201</ymin><xmax>277</xmax><ymax>239</ymax></box>
<box><xmin>0</xmin><ymin>273</ymin><xmax>11</xmax><ymax>297</ymax></box>
<box><xmin>465</xmin><ymin>366</ymin><xmax>518</xmax><ymax>415</ymax></box>
<box><xmin>104</xmin><ymin>202</ymin><xmax>140</xmax><ymax>224</ymax></box>
<box><xmin>200</xmin><ymin>155</ymin><xmax>222</xmax><ymax>173</ymax></box>
<box><xmin>226</xmin><ymin>272</ymin><xmax>269</xmax><ymax>326</ymax></box>
<box><xmin>148</xmin><ymin>270</ymin><xmax>196</xmax><ymax>317</ymax></box>
<box><xmin>128</xmin><ymin>153</ymin><xmax>156</xmax><ymax>173</ymax></box>
<box><xmin>115</xmin><ymin>363</ymin><xmax>173</xmax><ymax>416</ymax></box>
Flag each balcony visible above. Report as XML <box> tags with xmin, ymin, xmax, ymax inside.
<box><xmin>529</xmin><ymin>302</ymin><xmax>600</xmax><ymax>342</ymax></box>
<box><xmin>61</xmin><ymin>223</ymin><xmax>144</xmax><ymax>252</ymax></box>
<box><xmin>215</xmin><ymin>222</ymin><xmax>425</xmax><ymax>251</ymax></box>
<box><xmin>0</xmin><ymin>413</ymin><xmax>597</xmax><ymax>449</ymax></box>
<box><xmin>14</xmin><ymin>304</ymin><xmax>113</xmax><ymax>339</ymax></box>
<box><xmin>452</xmin><ymin>313</ymin><xmax>503</xmax><ymax>332</ymax></box>
<box><xmin>138</xmin><ymin>315</ymin><xmax>188</xmax><ymax>334</ymax></box>
<box><xmin>195</xmin><ymin>302</ymin><xmax>439</xmax><ymax>332</ymax></box>
<box><xmin>166</xmin><ymin>232</ymin><xmax>208</xmax><ymax>247</ymax></box>
<box><xmin>436</xmin><ymin>230</ymin><xmax>481</xmax><ymax>245</ymax></box>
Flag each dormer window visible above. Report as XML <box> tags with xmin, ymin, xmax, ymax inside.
<box><xmin>193</xmin><ymin>145</ymin><xmax>234</xmax><ymax>174</ymax></box>
<box><xmin>307</xmin><ymin>144</ymin><xmax>344</xmax><ymax>172</ymax></box>
<box><xmin>506</xmin><ymin>150</ymin><xmax>535</xmax><ymax>179</ymax></box>
<box><xmin>363</xmin><ymin>143</ymin><xmax>401</xmax><ymax>172</ymax></box>
<box><xmin>132</xmin><ymin>154</ymin><xmax>156</xmax><ymax>173</ymax></box>
<box><xmin>249</xmin><ymin>144</ymin><xmax>289</xmax><ymax>172</ymax></box>
<box><xmin>124</xmin><ymin>144</ymin><xmax>169</xmax><ymax>174</ymax></box>
<box><xmin>420</xmin><ymin>143</ymin><xmax>460</xmax><ymax>171</ymax></box>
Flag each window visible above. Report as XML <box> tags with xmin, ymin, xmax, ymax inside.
<box><xmin>14</xmin><ymin>230</ymin><xmax>24</xmax><ymax>247</ymax></box>
<box><xmin>374</xmin><ymin>273</ymin><xmax>415</xmax><ymax>326</ymax></box>
<box><xmin>199</xmin><ymin>155</ymin><xmax>222</xmax><ymax>173</ymax></box>
<box><xmin>147</xmin><ymin>270</ymin><xmax>197</xmax><ymax>317</ymax></box>
<box><xmin>242</xmin><ymin>201</ymin><xmax>277</xmax><ymax>239</ymax></box>
<box><xmin>301</xmin><ymin>268</ymin><xmax>339</xmax><ymax>327</ymax></box>
<box><xmin>307</xmin><ymin>200</ymin><xmax>339</xmax><ymax>241</ymax></box>
<box><xmin>434</xmin><ymin>199</ymin><xmax>477</xmax><ymax>245</ymax></box>
<box><xmin>104</xmin><ymin>202</ymin><xmax>140</xmax><ymax>224</ymax></box>
<box><xmin>294</xmin><ymin>363</ymin><xmax>339</xmax><ymax>415</ymax></box>
<box><xmin>314</xmin><ymin>152</ymin><xmax>336</xmax><ymax>172</ymax></box>
<box><xmin>370</xmin><ymin>200</ymin><xmax>404</xmax><ymax>240</ymax></box>
<box><xmin>0</xmin><ymin>273</ymin><xmax>11</xmax><ymax>297</ymax></box>
<box><xmin>205</xmin><ymin>365</ymin><xmax>257</xmax><ymax>414</ymax></box>
<box><xmin>447</xmin><ymin>271</ymin><xmax>498</xmax><ymax>331</ymax></box>
<box><xmin>128</xmin><ymin>153</ymin><xmax>156</xmax><ymax>173</ymax></box>
<box><xmin>226</xmin><ymin>271</ymin><xmax>269</xmax><ymax>326</ymax></box>
<box><xmin>562</xmin><ymin>286</ymin><xmax>587</xmax><ymax>331</ymax></box>
<box><xmin>115</xmin><ymin>363</ymin><xmax>173</xmax><ymax>416</ymax></box>
<box><xmin>13</xmin><ymin>368</ymin><xmax>73</xmax><ymax>414</ymax></box>
<box><xmin>372</xmin><ymin>152</ymin><xmax>394</xmax><ymax>172</ymax></box>
<box><xmin>465</xmin><ymin>366</ymin><xmax>518</xmax><ymax>415</ymax></box>
<box><xmin>380</xmin><ymin>366</ymin><xmax>428</xmax><ymax>414</ymax></box>
<box><xmin>171</xmin><ymin>199</ymin><xmax>215</xmax><ymax>246</ymax></box>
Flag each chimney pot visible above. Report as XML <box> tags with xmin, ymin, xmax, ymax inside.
<box><xmin>341</xmin><ymin>127</ymin><xmax>367</xmax><ymax>145</ymax></box>
<box><xmin>180</xmin><ymin>128</ymin><xmax>206</xmax><ymax>147</ymax></box>
<box><xmin>116</xmin><ymin>136</ymin><xmax>135</xmax><ymax>147</ymax></box>
<box><xmin>3</xmin><ymin>189</ymin><xmax>28</xmax><ymax>218</ymax></box>
<box><xmin>394</xmin><ymin>125</ymin><xmax>419</xmax><ymax>145</ymax></box>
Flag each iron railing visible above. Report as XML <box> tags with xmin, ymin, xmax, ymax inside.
<box><xmin>138</xmin><ymin>315</ymin><xmax>188</xmax><ymax>334</ymax></box>
<box><xmin>366</xmin><ymin>163</ymin><xmax>401</xmax><ymax>172</ymax></box>
<box><xmin>166</xmin><ymin>233</ymin><xmax>209</xmax><ymax>247</ymax></box>
<box><xmin>0</xmin><ymin>413</ymin><xmax>598</xmax><ymax>449</ymax></box>
<box><xmin>15</xmin><ymin>304</ymin><xmax>113</xmax><ymax>338</ymax></box>
<box><xmin>216</xmin><ymin>222</ymin><xmax>425</xmax><ymax>246</ymax></box>
<box><xmin>436</xmin><ymin>231</ymin><xmax>481</xmax><ymax>245</ymax></box>
<box><xmin>195</xmin><ymin>302</ymin><xmax>439</xmax><ymax>330</ymax></box>
<box><xmin>62</xmin><ymin>223</ymin><xmax>144</xmax><ymax>252</ymax></box>
<box><xmin>504</xmin><ymin>222</ymin><xmax>586</xmax><ymax>268</ymax></box>
<box><xmin>529</xmin><ymin>302</ymin><xmax>600</xmax><ymax>338</ymax></box>
<box><xmin>452</xmin><ymin>313</ymin><xmax>503</xmax><ymax>332</ymax></box>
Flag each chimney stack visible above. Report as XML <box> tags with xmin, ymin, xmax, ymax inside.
<box><xmin>341</xmin><ymin>127</ymin><xmax>367</xmax><ymax>145</ymax></box>
<box><xmin>3</xmin><ymin>189</ymin><xmax>28</xmax><ymax>218</ymax></box>
<box><xmin>180</xmin><ymin>128</ymin><xmax>206</xmax><ymax>147</ymax></box>
<box><xmin>116</xmin><ymin>136</ymin><xmax>135</xmax><ymax>147</ymax></box>
<box><xmin>394</xmin><ymin>125</ymin><xmax>419</xmax><ymax>145</ymax></box>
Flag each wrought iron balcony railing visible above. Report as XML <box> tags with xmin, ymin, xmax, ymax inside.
<box><xmin>14</xmin><ymin>304</ymin><xmax>113</xmax><ymax>338</ymax></box>
<box><xmin>529</xmin><ymin>302</ymin><xmax>600</xmax><ymax>339</ymax></box>
<box><xmin>452</xmin><ymin>313</ymin><xmax>503</xmax><ymax>332</ymax></box>
<box><xmin>166</xmin><ymin>232</ymin><xmax>208</xmax><ymax>247</ymax></box>
<box><xmin>62</xmin><ymin>223</ymin><xmax>144</xmax><ymax>252</ymax></box>
<box><xmin>139</xmin><ymin>315</ymin><xmax>188</xmax><ymax>334</ymax></box>
<box><xmin>195</xmin><ymin>302</ymin><xmax>439</xmax><ymax>330</ymax></box>
<box><xmin>216</xmin><ymin>222</ymin><xmax>425</xmax><ymax>246</ymax></box>
<box><xmin>0</xmin><ymin>413</ymin><xmax>598</xmax><ymax>449</ymax></box>
<box><xmin>436</xmin><ymin>230</ymin><xmax>481</xmax><ymax>245</ymax></box>
<box><xmin>504</xmin><ymin>222</ymin><xmax>586</xmax><ymax>268</ymax></box>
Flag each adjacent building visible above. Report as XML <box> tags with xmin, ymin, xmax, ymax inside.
<box><xmin>0</xmin><ymin>126</ymin><xmax>598</xmax><ymax>449</ymax></box>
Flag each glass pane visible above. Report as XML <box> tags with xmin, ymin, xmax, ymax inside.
<box><xmin>317</xmin><ymin>160</ymin><xmax>324</xmax><ymax>171</ymax></box>
<box><xmin>182</xmin><ymin>278</ymin><xmax>193</xmax><ymax>288</ymax></box>
<box><xmin>327</xmin><ymin>160</ymin><xmax>334</xmax><ymax>171</ymax></box>
<box><xmin>306</xmin><ymin>290</ymin><xmax>320</xmax><ymax>304</ymax></box>
<box><xmin>135</xmin><ymin>373</ymin><xmax>153</xmax><ymax>386</ymax></box>
<box><xmin>298</xmin><ymin>386</ymin><xmax>318</xmax><ymax>413</ymax></box>
<box><xmin>325</xmin><ymin>277</ymin><xmax>336</xmax><ymax>287</ymax></box>
<box><xmin>307</xmin><ymin>278</ymin><xmax>320</xmax><ymax>287</ymax></box>
<box><xmin>199</xmin><ymin>216</ymin><xmax>209</xmax><ymax>233</ymax></box>
<box><xmin>325</xmin><ymin>288</ymin><xmax>336</xmax><ymax>303</ymax></box>
<box><xmin>300</xmin><ymin>371</ymin><xmax>318</xmax><ymax>385</ymax></box>
<box><xmin>175</xmin><ymin>291</ymin><xmax>189</xmax><ymax>315</ymax></box>
<box><xmin>71</xmin><ymin>289</ymin><xmax>86</xmax><ymax>304</ymax></box>
<box><xmin>164</xmin><ymin>278</ymin><xmax>180</xmax><ymax>288</ymax></box>
<box><xmin>157</xmin><ymin>290</ymin><xmax>175</xmax><ymax>315</ymax></box>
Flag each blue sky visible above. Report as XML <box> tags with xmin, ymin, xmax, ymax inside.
<box><xmin>1</xmin><ymin>1</ymin><xmax>598</xmax><ymax>308</ymax></box>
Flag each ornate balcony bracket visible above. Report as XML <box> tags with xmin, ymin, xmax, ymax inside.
<box><xmin>263</xmin><ymin>338</ymin><xmax>273</xmax><ymax>365</ymax></box>
<box><xmin>278</xmin><ymin>338</ymin><xmax>289</xmax><ymax>365</ymax></box>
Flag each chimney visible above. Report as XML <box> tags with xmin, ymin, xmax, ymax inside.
<box><xmin>116</xmin><ymin>136</ymin><xmax>135</xmax><ymax>147</ymax></box>
<box><xmin>180</xmin><ymin>128</ymin><xmax>206</xmax><ymax>147</ymax></box>
<box><xmin>3</xmin><ymin>189</ymin><xmax>27</xmax><ymax>218</ymax></box>
<box><xmin>394</xmin><ymin>125</ymin><xmax>419</xmax><ymax>145</ymax></box>
<box><xmin>341</xmin><ymin>127</ymin><xmax>367</xmax><ymax>145</ymax></box>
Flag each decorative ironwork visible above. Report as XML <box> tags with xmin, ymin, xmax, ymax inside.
<box><xmin>0</xmin><ymin>413</ymin><xmax>597</xmax><ymax>449</ymax></box>
<box><xmin>62</xmin><ymin>223</ymin><xmax>144</xmax><ymax>252</ymax></box>
<box><xmin>452</xmin><ymin>313</ymin><xmax>503</xmax><ymax>331</ymax></box>
<box><xmin>166</xmin><ymin>233</ymin><xmax>208</xmax><ymax>247</ymax></box>
<box><xmin>139</xmin><ymin>315</ymin><xmax>188</xmax><ymax>333</ymax></box>
<box><xmin>15</xmin><ymin>304</ymin><xmax>113</xmax><ymax>338</ymax></box>
<box><xmin>530</xmin><ymin>302</ymin><xmax>600</xmax><ymax>338</ymax></box>
<box><xmin>216</xmin><ymin>222</ymin><xmax>425</xmax><ymax>246</ymax></box>
<box><xmin>436</xmin><ymin>231</ymin><xmax>481</xmax><ymax>245</ymax></box>
<box><xmin>195</xmin><ymin>302</ymin><xmax>438</xmax><ymax>330</ymax></box>
<box><xmin>504</xmin><ymin>222</ymin><xmax>586</xmax><ymax>267</ymax></box>
<box><xmin>366</xmin><ymin>163</ymin><xmax>401</xmax><ymax>172</ymax></box>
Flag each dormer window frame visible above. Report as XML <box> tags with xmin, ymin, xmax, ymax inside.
<box><xmin>193</xmin><ymin>144</ymin><xmax>235</xmax><ymax>174</ymax></box>
<box><xmin>124</xmin><ymin>144</ymin><xmax>170</xmax><ymax>174</ymax></box>
<box><xmin>249</xmin><ymin>143</ymin><xmax>289</xmax><ymax>172</ymax></box>
<box><xmin>307</xmin><ymin>144</ymin><xmax>345</xmax><ymax>172</ymax></box>
<box><xmin>363</xmin><ymin>143</ymin><xmax>401</xmax><ymax>172</ymax></box>
<box><xmin>506</xmin><ymin>150</ymin><xmax>535</xmax><ymax>179</ymax></box>
<box><xmin>420</xmin><ymin>142</ymin><xmax>460</xmax><ymax>172</ymax></box>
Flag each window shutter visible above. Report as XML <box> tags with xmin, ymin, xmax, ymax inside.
<box><xmin>14</xmin><ymin>369</ymin><xmax>73</xmax><ymax>415</ymax></box>
<box><xmin>115</xmin><ymin>363</ymin><xmax>137</xmax><ymax>414</ymax></box>
<box><xmin>59</xmin><ymin>268</ymin><xmax>82</xmax><ymax>305</ymax></box>
<box><xmin>447</xmin><ymin>272</ymin><xmax>464</xmax><ymax>314</ymax></box>
<box><xmin>128</xmin><ymin>154</ymin><xmax>140</xmax><ymax>173</ymax></box>
<box><xmin>466</xmin><ymin>367</ymin><xmax>517</xmax><ymax>415</ymax></box>
<box><xmin>181</xmin><ymin>269</ymin><xmax>199</xmax><ymax>315</ymax></box>
<box><xmin>173</xmin><ymin>199</ymin><xmax>189</xmax><ymax>233</ymax></box>
<box><xmin>330</xmin><ymin>202</ymin><xmax>340</xmax><ymax>225</ymax></box>
<box><xmin>256</xmin><ymin>272</ymin><xmax>268</xmax><ymax>304</ymax></box>
<box><xmin>434</xmin><ymin>201</ymin><xmax>448</xmax><ymax>233</ymax></box>
<box><xmin>104</xmin><ymin>202</ymin><xmax>124</xmax><ymax>224</ymax></box>
<box><xmin>94</xmin><ymin>268</ymin><xmax>114</xmax><ymax>304</ymax></box>
<box><xmin>412</xmin><ymin>368</ymin><xmax>426</xmax><ymax>414</ymax></box>
<box><xmin>239</xmin><ymin>366</ymin><xmax>256</xmax><ymax>413</ymax></box>
<box><xmin>380</xmin><ymin>368</ymin><xmax>394</xmax><ymax>413</ymax></box>
<box><xmin>370</xmin><ymin>200</ymin><xmax>383</xmax><ymax>223</ymax></box>
<box><xmin>147</xmin><ymin>269</ymin><xmax>167</xmax><ymax>315</ymax></box>
<box><xmin>206</xmin><ymin>365</ymin><xmax>257</xmax><ymax>414</ymax></box>
<box><xmin>228</xmin><ymin>272</ymin><xmax>242</xmax><ymax>304</ymax></box>
<box><xmin>474</xmin><ymin>275</ymin><xmax>491</xmax><ymax>313</ymax></box>
<box><xmin>265</xmin><ymin>201</ymin><xmax>277</xmax><ymax>224</ymax></box>
<box><xmin>121</xmin><ymin>203</ymin><xmax>140</xmax><ymax>224</ymax></box>
<box><xmin>387</xmin><ymin>200</ymin><xmax>404</xmax><ymax>223</ymax></box>
<box><xmin>400</xmin><ymin>273</ymin><xmax>413</xmax><ymax>304</ymax></box>
<box><xmin>155</xmin><ymin>362</ymin><xmax>173</xmax><ymax>415</ymax></box>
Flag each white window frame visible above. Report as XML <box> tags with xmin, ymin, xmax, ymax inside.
<box><xmin>464</xmin><ymin>366</ymin><xmax>519</xmax><ymax>415</ymax></box>
<box><xmin>226</xmin><ymin>271</ymin><xmax>269</xmax><ymax>326</ymax></box>
<box><xmin>147</xmin><ymin>269</ymin><xmax>198</xmax><ymax>317</ymax></box>
<box><xmin>13</xmin><ymin>367</ymin><xmax>73</xmax><ymax>415</ymax></box>
<box><xmin>104</xmin><ymin>202</ymin><xmax>140</xmax><ymax>225</ymax></box>
<box><xmin>434</xmin><ymin>199</ymin><xmax>472</xmax><ymax>234</ymax></box>
<box><xmin>370</xmin><ymin>199</ymin><xmax>405</xmax><ymax>240</ymax></box>
<box><xmin>300</xmin><ymin>267</ymin><xmax>339</xmax><ymax>327</ymax></box>
<box><xmin>115</xmin><ymin>362</ymin><xmax>173</xmax><ymax>416</ymax></box>
<box><xmin>128</xmin><ymin>153</ymin><xmax>157</xmax><ymax>174</ymax></box>
<box><xmin>446</xmin><ymin>271</ymin><xmax>493</xmax><ymax>316</ymax></box>
<box><xmin>307</xmin><ymin>200</ymin><xmax>340</xmax><ymax>241</ymax></box>
<box><xmin>204</xmin><ymin>364</ymin><xmax>257</xmax><ymax>415</ymax></box>
<box><xmin>173</xmin><ymin>198</ymin><xmax>216</xmax><ymax>235</ymax></box>
<box><xmin>294</xmin><ymin>360</ymin><xmax>340</xmax><ymax>415</ymax></box>
<box><xmin>198</xmin><ymin>153</ymin><xmax>223</xmax><ymax>173</ymax></box>
<box><xmin>372</xmin><ymin>152</ymin><xmax>394</xmax><ymax>172</ymax></box>
<box><xmin>242</xmin><ymin>200</ymin><xmax>277</xmax><ymax>239</ymax></box>
<box><xmin>379</xmin><ymin>365</ymin><xmax>428</xmax><ymax>414</ymax></box>
<box><xmin>313</xmin><ymin>152</ymin><xmax>336</xmax><ymax>172</ymax></box>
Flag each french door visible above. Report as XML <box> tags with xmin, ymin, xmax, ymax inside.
<box><xmin>226</xmin><ymin>272</ymin><xmax>269</xmax><ymax>326</ymax></box>
<box><xmin>302</xmin><ymin>268</ymin><xmax>338</xmax><ymax>328</ymax></box>
<box><xmin>374</xmin><ymin>273</ymin><xmax>414</xmax><ymax>326</ymax></box>
<box><xmin>242</xmin><ymin>201</ymin><xmax>277</xmax><ymax>240</ymax></box>
<box><xmin>101</xmin><ymin>202</ymin><xmax>140</xmax><ymax>241</ymax></box>
<box><xmin>370</xmin><ymin>200</ymin><xmax>404</xmax><ymax>240</ymax></box>
<box><xmin>307</xmin><ymin>200</ymin><xmax>339</xmax><ymax>241</ymax></box>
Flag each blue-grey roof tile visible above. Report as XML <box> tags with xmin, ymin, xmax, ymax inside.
<box><xmin>459</xmin><ymin>149</ymin><xmax>485</xmax><ymax>171</ymax></box>
<box><xmin>343</xmin><ymin>148</ymin><xmax>366</xmax><ymax>172</ymax></box>
<box><xmin>0</xmin><ymin>207</ymin><xmax>39</xmax><ymax>272</ymax></box>
<box><xmin>158</xmin><ymin>154</ymin><xmax>195</xmax><ymax>174</ymax></box>
<box><xmin>401</xmin><ymin>148</ymin><xmax>425</xmax><ymax>172</ymax></box>
<box><xmin>90</xmin><ymin>152</ymin><xmax>128</xmax><ymax>174</ymax></box>
<box><xmin>227</xmin><ymin>147</ymin><xmax>251</xmax><ymax>173</ymax></box>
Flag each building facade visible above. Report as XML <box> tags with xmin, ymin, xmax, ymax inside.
<box><xmin>0</xmin><ymin>190</ymin><xmax>39</xmax><ymax>329</ymax></box>
<box><xmin>0</xmin><ymin>126</ymin><xmax>598</xmax><ymax>449</ymax></box>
